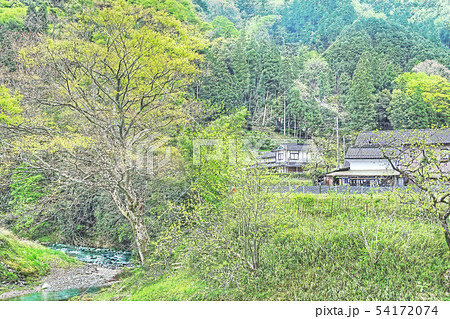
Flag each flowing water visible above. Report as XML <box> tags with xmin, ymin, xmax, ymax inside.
<box><xmin>5</xmin><ymin>286</ymin><xmax>102</xmax><ymax>301</ymax></box>
<box><xmin>3</xmin><ymin>244</ymin><xmax>132</xmax><ymax>301</ymax></box>
<box><xmin>49</xmin><ymin>244</ymin><xmax>133</xmax><ymax>268</ymax></box>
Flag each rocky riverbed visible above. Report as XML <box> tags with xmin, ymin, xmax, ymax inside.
<box><xmin>0</xmin><ymin>264</ymin><xmax>123</xmax><ymax>300</ymax></box>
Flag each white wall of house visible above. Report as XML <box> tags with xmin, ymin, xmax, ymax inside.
<box><xmin>347</xmin><ymin>159</ymin><xmax>393</xmax><ymax>170</ymax></box>
<box><xmin>275</xmin><ymin>150</ymin><xmax>310</xmax><ymax>163</ymax></box>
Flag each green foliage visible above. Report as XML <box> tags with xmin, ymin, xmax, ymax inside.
<box><xmin>396</xmin><ymin>72</ymin><xmax>450</xmax><ymax>118</ymax></box>
<box><xmin>2</xmin><ymin>164</ymin><xmax>57</xmax><ymax>241</ymax></box>
<box><xmin>195</xmin><ymin>0</ymin><xmax>450</xmax><ymax>134</ymax></box>
<box><xmin>346</xmin><ymin>52</ymin><xmax>376</xmax><ymax>131</ymax></box>
<box><xmin>2</xmin><ymin>0</ymin><xmax>450</xmax><ymax>302</ymax></box>
<box><xmin>324</xmin><ymin>21</ymin><xmax>372</xmax><ymax>76</ymax></box>
<box><xmin>85</xmin><ymin>192</ymin><xmax>450</xmax><ymax>300</ymax></box>
<box><xmin>387</xmin><ymin>89</ymin><xmax>429</xmax><ymax>129</ymax></box>
<box><xmin>387</xmin><ymin>73</ymin><xmax>450</xmax><ymax>129</ymax></box>
<box><xmin>133</xmin><ymin>0</ymin><xmax>201</xmax><ymax>24</ymax></box>
<box><xmin>182</xmin><ymin>108</ymin><xmax>248</xmax><ymax>205</ymax></box>
<box><xmin>0</xmin><ymin>85</ymin><xmax>23</xmax><ymax>125</ymax></box>
<box><xmin>0</xmin><ymin>228</ymin><xmax>79</xmax><ymax>286</ymax></box>
<box><xmin>128</xmin><ymin>271</ymin><xmax>208</xmax><ymax>301</ymax></box>
<box><xmin>10</xmin><ymin>166</ymin><xmax>45</xmax><ymax>207</ymax></box>
<box><xmin>278</xmin><ymin>0</ymin><xmax>355</xmax><ymax>46</ymax></box>
<box><xmin>210</xmin><ymin>16</ymin><xmax>239</xmax><ymax>39</ymax></box>
<box><xmin>0</xmin><ymin>6</ymin><xmax>26</xmax><ymax>25</ymax></box>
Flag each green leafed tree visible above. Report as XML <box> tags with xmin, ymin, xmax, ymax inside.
<box><xmin>0</xmin><ymin>85</ymin><xmax>22</xmax><ymax>125</ymax></box>
<box><xmin>345</xmin><ymin>52</ymin><xmax>376</xmax><ymax>131</ymax></box>
<box><xmin>210</xmin><ymin>16</ymin><xmax>239</xmax><ymax>39</ymax></box>
<box><xmin>387</xmin><ymin>89</ymin><xmax>429</xmax><ymax>129</ymax></box>
<box><xmin>395</xmin><ymin>72</ymin><xmax>450</xmax><ymax>119</ymax></box>
<box><xmin>4</xmin><ymin>0</ymin><xmax>204</xmax><ymax>263</ymax></box>
<box><xmin>387</xmin><ymin>72</ymin><xmax>450</xmax><ymax>129</ymax></box>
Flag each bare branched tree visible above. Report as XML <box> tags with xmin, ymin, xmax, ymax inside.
<box><xmin>0</xmin><ymin>2</ymin><xmax>202</xmax><ymax>263</ymax></box>
<box><xmin>375</xmin><ymin>129</ymin><xmax>450</xmax><ymax>250</ymax></box>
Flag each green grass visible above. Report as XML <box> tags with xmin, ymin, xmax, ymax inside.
<box><xmin>0</xmin><ymin>228</ymin><xmax>80</xmax><ymax>288</ymax></box>
<box><xmin>82</xmin><ymin>193</ymin><xmax>450</xmax><ymax>301</ymax></box>
<box><xmin>78</xmin><ymin>268</ymin><xmax>220</xmax><ymax>301</ymax></box>
<box><xmin>237</xmin><ymin>216</ymin><xmax>450</xmax><ymax>300</ymax></box>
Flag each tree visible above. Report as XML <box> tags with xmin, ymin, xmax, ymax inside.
<box><xmin>412</xmin><ymin>60</ymin><xmax>450</xmax><ymax>81</ymax></box>
<box><xmin>376</xmin><ymin>130</ymin><xmax>450</xmax><ymax>251</ymax></box>
<box><xmin>323</xmin><ymin>22</ymin><xmax>373</xmax><ymax>76</ymax></box>
<box><xmin>337</xmin><ymin>72</ymin><xmax>351</xmax><ymax>103</ymax></box>
<box><xmin>386</xmin><ymin>72</ymin><xmax>450</xmax><ymax>129</ymax></box>
<box><xmin>187</xmin><ymin>167</ymin><xmax>289</xmax><ymax>278</ymax></box>
<box><xmin>301</xmin><ymin>53</ymin><xmax>331</xmax><ymax>98</ymax></box>
<box><xmin>395</xmin><ymin>72</ymin><xmax>450</xmax><ymax>120</ymax></box>
<box><xmin>346</xmin><ymin>52</ymin><xmax>376</xmax><ymax>131</ymax></box>
<box><xmin>381</xmin><ymin>62</ymin><xmax>398</xmax><ymax>91</ymax></box>
<box><xmin>387</xmin><ymin>89</ymin><xmax>429</xmax><ymax>129</ymax></box>
<box><xmin>4</xmin><ymin>1</ymin><xmax>203</xmax><ymax>263</ymax></box>
<box><xmin>0</xmin><ymin>85</ymin><xmax>22</xmax><ymax>125</ymax></box>
<box><xmin>210</xmin><ymin>16</ymin><xmax>239</xmax><ymax>39</ymax></box>
<box><xmin>23</xmin><ymin>2</ymin><xmax>49</xmax><ymax>34</ymax></box>
<box><xmin>375</xmin><ymin>89</ymin><xmax>391</xmax><ymax>130</ymax></box>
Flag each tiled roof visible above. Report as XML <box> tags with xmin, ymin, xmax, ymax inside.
<box><xmin>346</xmin><ymin>147</ymin><xmax>385</xmax><ymax>159</ymax></box>
<box><xmin>273</xmin><ymin>143</ymin><xmax>309</xmax><ymax>151</ymax></box>
<box><xmin>260</xmin><ymin>151</ymin><xmax>276</xmax><ymax>159</ymax></box>
<box><xmin>354</xmin><ymin>129</ymin><xmax>450</xmax><ymax>147</ymax></box>
<box><xmin>346</xmin><ymin>129</ymin><xmax>450</xmax><ymax>160</ymax></box>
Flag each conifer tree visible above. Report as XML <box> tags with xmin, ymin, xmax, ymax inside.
<box><xmin>382</xmin><ymin>62</ymin><xmax>398</xmax><ymax>91</ymax></box>
<box><xmin>387</xmin><ymin>89</ymin><xmax>429</xmax><ymax>129</ymax></box>
<box><xmin>346</xmin><ymin>52</ymin><xmax>377</xmax><ymax>131</ymax></box>
<box><xmin>231</xmin><ymin>35</ymin><xmax>250</xmax><ymax>105</ymax></box>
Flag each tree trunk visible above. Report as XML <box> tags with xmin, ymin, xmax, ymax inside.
<box><xmin>441</xmin><ymin>214</ymin><xmax>450</xmax><ymax>251</ymax></box>
<box><xmin>262</xmin><ymin>103</ymin><xmax>266</xmax><ymax>126</ymax></box>
<box><xmin>111</xmin><ymin>191</ymin><xmax>150</xmax><ymax>264</ymax></box>
<box><xmin>128</xmin><ymin>209</ymin><xmax>150</xmax><ymax>264</ymax></box>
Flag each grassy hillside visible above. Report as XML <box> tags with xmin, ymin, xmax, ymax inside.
<box><xmin>82</xmin><ymin>193</ymin><xmax>450</xmax><ymax>301</ymax></box>
<box><xmin>0</xmin><ymin>228</ymin><xmax>79</xmax><ymax>289</ymax></box>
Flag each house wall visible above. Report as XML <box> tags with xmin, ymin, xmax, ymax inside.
<box><xmin>275</xmin><ymin>150</ymin><xmax>310</xmax><ymax>163</ymax></box>
<box><xmin>347</xmin><ymin>159</ymin><xmax>393</xmax><ymax>171</ymax></box>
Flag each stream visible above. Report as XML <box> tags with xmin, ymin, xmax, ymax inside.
<box><xmin>3</xmin><ymin>244</ymin><xmax>132</xmax><ymax>301</ymax></box>
<box><xmin>49</xmin><ymin>244</ymin><xmax>133</xmax><ymax>268</ymax></box>
<box><xmin>5</xmin><ymin>286</ymin><xmax>102</xmax><ymax>301</ymax></box>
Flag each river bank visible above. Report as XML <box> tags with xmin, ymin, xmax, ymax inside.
<box><xmin>0</xmin><ymin>263</ymin><xmax>123</xmax><ymax>300</ymax></box>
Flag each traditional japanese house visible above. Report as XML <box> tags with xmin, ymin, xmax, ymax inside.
<box><xmin>326</xmin><ymin>129</ymin><xmax>450</xmax><ymax>186</ymax></box>
<box><xmin>258</xmin><ymin>143</ymin><xmax>311</xmax><ymax>173</ymax></box>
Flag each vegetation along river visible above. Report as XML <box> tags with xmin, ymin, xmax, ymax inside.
<box><xmin>2</xmin><ymin>244</ymin><xmax>132</xmax><ymax>301</ymax></box>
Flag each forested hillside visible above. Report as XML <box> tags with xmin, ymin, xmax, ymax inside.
<box><xmin>0</xmin><ymin>0</ymin><xmax>450</xmax><ymax>302</ymax></box>
<box><xmin>193</xmin><ymin>0</ymin><xmax>450</xmax><ymax>136</ymax></box>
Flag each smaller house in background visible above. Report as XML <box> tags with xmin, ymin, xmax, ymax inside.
<box><xmin>326</xmin><ymin>129</ymin><xmax>450</xmax><ymax>186</ymax></box>
<box><xmin>258</xmin><ymin>143</ymin><xmax>311</xmax><ymax>173</ymax></box>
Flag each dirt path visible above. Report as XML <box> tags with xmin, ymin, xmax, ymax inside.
<box><xmin>0</xmin><ymin>264</ymin><xmax>123</xmax><ymax>300</ymax></box>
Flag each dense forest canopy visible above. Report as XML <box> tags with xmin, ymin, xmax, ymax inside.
<box><xmin>190</xmin><ymin>0</ymin><xmax>450</xmax><ymax>137</ymax></box>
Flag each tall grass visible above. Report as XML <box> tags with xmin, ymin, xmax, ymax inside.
<box><xmin>83</xmin><ymin>193</ymin><xmax>450</xmax><ymax>301</ymax></box>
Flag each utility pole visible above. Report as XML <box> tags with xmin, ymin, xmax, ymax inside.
<box><xmin>283</xmin><ymin>94</ymin><xmax>286</xmax><ymax>136</ymax></box>
<box><xmin>343</xmin><ymin>136</ymin><xmax>346</xmax><ymax>158</ymax></box>
<box><xmin>336</xmin><ymin>116</ymin><xmax>339</xmax><ymax>169</ymax></box>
